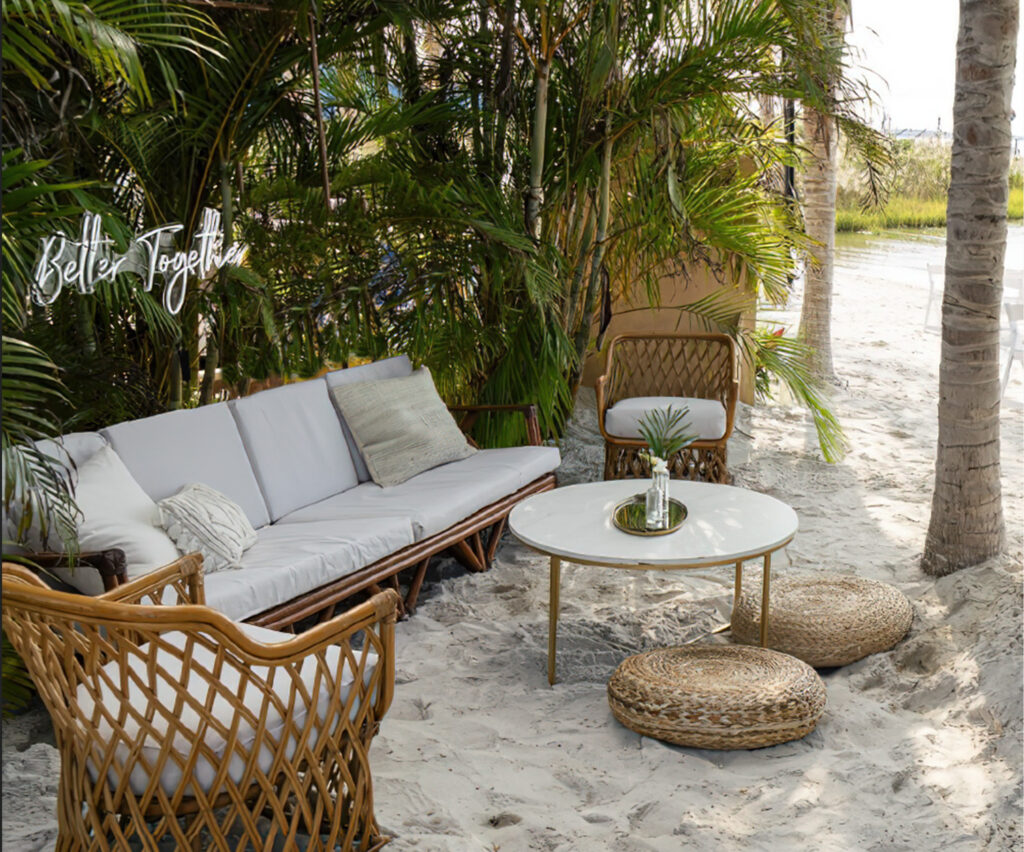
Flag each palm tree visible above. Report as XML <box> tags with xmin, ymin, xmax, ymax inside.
<box><xmin>922</xmin><ymin>0</ymin><xmax>1018</xmax><ymax>575</ymax></box>
<box><xmin>797</xmin><ymin>2</ymin><xmax>849</xmax><ymax>383</ymax></box>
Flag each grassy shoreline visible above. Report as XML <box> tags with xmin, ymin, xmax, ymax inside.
<box><xmin>837</xmin><ymin>194</ymin><xmax>1024</xmax><ymax>232</ymax></box>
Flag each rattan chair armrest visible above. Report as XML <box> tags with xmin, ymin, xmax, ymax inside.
<box><xmin>449</xmin><ymin>404</ymin><xmax>543</xmax><ymax>446</ymax></box>
<box><xmin>594</xmin><ymin>375</ymin><xmax>609</xmax><ymax>437</ymax></box>
<box><xmin>100</xmin><ymin>553</ymin><xmax>206</xmax><ymax>607</ymax></box>
<box><xmin>214</xmin><ymin>588</ymin><xmax>401</xmax><ymax>717</ymax></box>
<box><xmin>721</xmin><ymin>377</ymin><xmax>740</xmax><ymax>440</ymax></box>
<box><xmin>23</xmin><ymin>549</ymin><xmax>127</xmax><ymax>591</ymax></box>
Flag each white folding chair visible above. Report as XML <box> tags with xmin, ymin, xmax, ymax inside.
<box><xmin>924</xmin><ymin>263</ymin><xmax>944</xmax><ymax>331</ymax></box>
<box><xmin>1003</xmin><ymin>299</ymin><xmax>1023</xmax><ymax>397</ymax></box>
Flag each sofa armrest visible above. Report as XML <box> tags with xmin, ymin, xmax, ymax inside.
<box><xmin>26</xmin><ymin>549</ymin><xmax>127</xmax><ymax>592</ymax></box>
<box><xmin>449</xmin><ymin>404</ymin><xmax>543</xmax><ymax>446</ymax></box>
<box><xmin>100</xmin><ymin>553</ymin><xmax>206</xmax><ymax>607</ymax></box>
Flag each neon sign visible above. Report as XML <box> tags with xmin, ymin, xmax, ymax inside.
<box><xmin>31</xmin><ymin>208</ymin><xmax>248</xmax><ymax>314</ymax></box>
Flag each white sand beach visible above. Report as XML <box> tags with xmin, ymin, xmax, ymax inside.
<box><xmin>4</xmin><ymin>229</ymin><xmax>1022</xmax><ymax>850</ymax></box>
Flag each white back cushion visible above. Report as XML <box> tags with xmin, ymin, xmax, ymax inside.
<box><xmin>102</xmin><ymin>404</ymin><xmax>270</xmax><ymax>529</ymax></box>
<box><xmin>324</xmin><ymin>356</ymin><xmax>413</xmax><ymax>481</ymax></box>
<box><xmin>36</xmin><ymin>431</ymin><xmax>109</xmax><ymax>471</ymax></box>
<box><xmin>49</xmin><ymin>446</ymin><xmax>181</xmax><ymax>595</ymax></box>
<box><xmin>229</xmin><ymin>378</ymin><xmax>358</xmax><ymax>522</ymax></box>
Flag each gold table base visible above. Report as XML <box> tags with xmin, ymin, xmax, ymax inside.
<box><xmin>547</xmin><ymin>552</ymin><xmax>774</xmax><ymax>686</ymax></box>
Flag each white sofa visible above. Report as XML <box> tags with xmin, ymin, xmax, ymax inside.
<box><xmin>40</xmin><ymin>356</ymin><xmax>559</xmax><ymax>627</ymax></box>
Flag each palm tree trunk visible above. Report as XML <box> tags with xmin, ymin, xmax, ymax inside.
<box><xmin>572</xmin><ymin>117</ymin><xmax>612</xmax><ymax>369</ymax></box>
<box><xmin>922</xmin><ymin>0</ymin><xmax>1017</xmax><ymax>575</ymax></box>
<box><xmin>798</xmin><ymin>103</ymin><xmax>837</xmax><ymax>382</ymax></box>
<box><xmin>525</xmin><ymin>58</ymin><xmax>550</xmax><ymax>239</ymax></box>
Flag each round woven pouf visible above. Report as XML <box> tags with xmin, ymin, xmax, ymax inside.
<box><xmin>607</xmin><ymin>645</ymin><xmax>826</xmax><ymax>750</ymax></box>
<box><xmin>732</xmin><ymin>575</ymin><xmax>913</xmax><ymax>668</ymax></box>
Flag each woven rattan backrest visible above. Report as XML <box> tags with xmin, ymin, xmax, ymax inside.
<box><xmin>1</xmin><ymin>559</ymin><xmax>398</xmax><ymax>851</ymax></box>
<box><xmin>603</xmin><ymin>333</ymin><xmax>736</xmax><ymax>409</ymax></box>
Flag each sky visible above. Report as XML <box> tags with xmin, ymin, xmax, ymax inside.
<box><xmin>845</xmin><ymin>0</ymin><xmax>1023</xmax><ymax>138</ymax></box>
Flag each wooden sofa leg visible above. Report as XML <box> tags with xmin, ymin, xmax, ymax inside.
<box><xmin>485</xmin><ymin>517</ymin><xmax>506</xmax><ymax>566</ymax></box>
<box><xmin>450</xmin><ymin>538</ymin><xmax>486</xmax><ymax>572</ymax></box>
<box><xmin>404</xmin><ymin>558</ymin><xmax>431</xmax><ymax>614</ymax></box>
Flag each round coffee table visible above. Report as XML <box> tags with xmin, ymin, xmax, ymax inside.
<box><xmin>508</xmin><ymin>480</ymin><xmax>799</xmax><ymax>684</ymax></box>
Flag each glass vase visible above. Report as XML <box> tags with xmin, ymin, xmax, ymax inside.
<box><xmin>645</xmin><ymin>468</ymin><xmax>670</xmax><ymax>530</ymax></box>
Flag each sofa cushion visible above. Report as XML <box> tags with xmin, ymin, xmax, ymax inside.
<box><xmin>76</xmin><ymin>621</ymin><xmax>378</xmax><ymax>796</ymax></box>
<box><xmin>35</xmin><ymin>431</ymin><xmax>109</xmax><ymax>471</ymax></box>
<box><xmin>605</xmin><ymin>396</ymin><xmax>727</xmax><ymax>442</ymax></box>
<box><xmin>49</xmin><ymin>446</ymin><xmax>181</xmax><ymax>596</ymax></box>
<box><xmin>102</xmin><ymin>404</ymin><xmax>270</xmax><ymax>529</ymax></box>
<box><xmin>202</xmin><ymin>517</ymin><xmax>415</xmax><ymax>621</ymax></box>
<box><xmin>324</xmin><ymin>355</ymin><xmax>413</xmax><ymax>481</ymax></box>
<box><xmin>278</xmin><ymin>446</ymin><xmax>561</xmax><ymax>540</ymax></box>
<box><xmin>5</xmin><ymin>432</ymin><xmax>110</xmax><ymax>553</ymax></box>
<box><xmin>330</xmin><ymin>367</ymin><xmax>475</xmax><ymax>488</ymax></box>
<box><xmin>157</xmin><ymin>483</ymin><xmax>257</xmax><ymax>574</ymax></box>
<box><xmin>229</xmin><ymin>378</ymin><xmax>358</xmax><ymax>522</ymax></box>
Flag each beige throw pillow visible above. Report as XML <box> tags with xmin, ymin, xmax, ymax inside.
<box><xmin>330</xmin><ymin>367</ymin><xmax>475</xmax><ymax>487</ymax></box>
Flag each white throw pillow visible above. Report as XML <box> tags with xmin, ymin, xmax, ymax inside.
<box><xmin>330</xmin><ymin>367</ymin><xmax>475</xmax><ymax>488</ymax></box>
<box><xmin>157</xmin><ymin>483</ymin><xmax>256</xmax><ymax>574</ymax></box>
<box><xmin>51</xmin><ymin>446</ymin><xmax>181</xmax><ymax>595</ymax></box>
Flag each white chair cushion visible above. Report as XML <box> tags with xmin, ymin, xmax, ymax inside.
<box><xmin>278</xmin><ymin>446</ymin><xmax>561</xmax><ymax>540</ymax></box>
<box><xmin>605</xmin><ymin>396</ymin><xmax>727</xmax><ymax>441</ymax></box>
<box><xmin>48</xmin><ymin>446</ymin><xmax>181</xmax><ymax>595</ymax></box>
<box><xmin>76</xmin><ymin>621</ymin><xmax>378</xmax><ymax>797</ymax></box>
<box><xmin>228</xmin><ymin>378</ymin><xmax>359</xmax><ymax>522</ymax></box>
<box><xmin>102</xmin><ymin>404</ymin><xmax>270</xmax><ymax>529</ymax></box>
<box><xmin>157</xmin><ymin>483</ymin><xmax>257</xmax><ymax>573</ymax></box>
<box><xmin>202</xmin><ymin>516</ymin><xmax>415</xmax><ymax>621</ymax></box>
<box><xmin>324</xmin><ymin>356</ymin><xmax>413</xmax><ymax>482</ymax></box>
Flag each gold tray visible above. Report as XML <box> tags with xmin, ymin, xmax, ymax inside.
<box><xmin>612</xmin><ymin>495</ymin><xmax>687</xmax><ymax>537</ymax></box>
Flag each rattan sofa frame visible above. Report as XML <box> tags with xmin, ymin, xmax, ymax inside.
<box><xmin>32</xmin><ymin>403</ymin><xmax>555</xmax><ymax>630</ymax></box>
<box><xmin>596</xmin><ymin>332</ymin><xmax>738</xmax><ymax>483</ymax></box>
<box><xmin>1</xmin><ymin>555</ymin><xmax>400</xmax><ymax>851</ymax></box>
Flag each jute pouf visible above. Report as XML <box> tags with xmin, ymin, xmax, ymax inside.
<box><xmin>607</xmin><ymin>645</ymin><xmax>826</xmax><ymax>750</ymax></box>
<box><xmin>732</xmin><ymin>576</ymin><xmax>913</xmax><ymax>668</ymax></box>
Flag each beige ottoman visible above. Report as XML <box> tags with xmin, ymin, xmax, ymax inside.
<box><xmin>607</xmin><ymin>645</ymin><xmax>826</xmax><ymax>750</ymax></box>
<box><xmin>732</xmin><ymin>575</ymin><xmax>913</xmax><ymax>668</ymax></box>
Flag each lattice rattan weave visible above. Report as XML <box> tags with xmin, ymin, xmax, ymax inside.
<box><xmin>1</xmin><ymin>556</ymin><xmax>399</xmax><ymax>851</ymax></box>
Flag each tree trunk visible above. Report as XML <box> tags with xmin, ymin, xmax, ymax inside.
<box><xmin>922</xmin><ymin>0</ymin><xmax>1017</xmax><ymax>576</ymax></box>
<box><xmin>798</xmin><ymin>103</ymin><xmax>837</xmax><ymax>382</ymax></box>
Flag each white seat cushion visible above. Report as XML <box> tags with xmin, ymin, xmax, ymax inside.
<box><xmin>278</xmin><ymin>446</ymin><xmax>561</xmax><ymax>540</ymax></box>
<box><xmin>605</xmin><ymin>396</ymin><xmax>727</xmax><ymax>441</ymax></box>
<box><xmin>102</xmin><ymin>404</ymin><xmax>271</xmax><ymax>529</ymax></box>
<box><xmin>324</xmin><ymin>356</ymin><xmax>413</xmax><ymax>482</ymax></box>
<box><xmin>76</xmin><ymin>621</ymin><xmax>378</xmax><ymax>797</ymax></box>
<box><xmin>229</xmin><ymin>378</ymin><xmax>359</xmax><ymax>522</ymax></box>
<box><xmin>202</xmin><ymin>517</ymin><xmax>415</xmax><ymax>621</ymax></box>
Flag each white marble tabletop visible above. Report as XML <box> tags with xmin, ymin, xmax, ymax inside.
<box><xmin>508</xmin><ymin>480</ymin><xmax>798</xmax><ymax>568</ymax></box>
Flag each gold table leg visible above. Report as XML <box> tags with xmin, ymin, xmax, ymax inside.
<box><xmin>734</xmin><ymin>561</ymin><xmax>743</xmax><ymax>609</ymax></box>
<box><xmin>760</xmin><ymin>552</ymin><xmax>772</xmax><ymax>647</ymax></box>
<box><xmin>548</xmin><ymin>556</ymin><xmax>561</xmax><ymax>685</ymax></box>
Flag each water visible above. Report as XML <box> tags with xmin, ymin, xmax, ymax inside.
<box><xmin>834</xmin><ymin>225</ymin><xmax>1024</xmax><ymax>302</ymax></box>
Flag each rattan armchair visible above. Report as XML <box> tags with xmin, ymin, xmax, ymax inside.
<box><xmin>596</xmin><ymin>332</ymin><xmax>738</xmax><ymax>483</ymax></box>
<box><xmin>1</xmin><ymin>554</ymin><xmax>399</xmax><ymax>851</ymax></box>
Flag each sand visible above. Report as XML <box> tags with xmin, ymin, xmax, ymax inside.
<box><xmin>4</xmin><ymin>230</ymin><xmax>1022</xmax><ymax>850</ymax></box>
